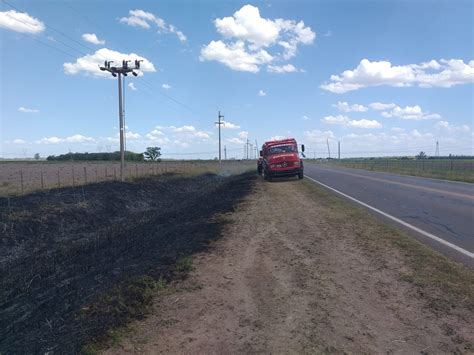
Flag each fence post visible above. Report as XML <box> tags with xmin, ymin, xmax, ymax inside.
<box><xmin>40</xmin><ymin>171</ymin><xmax>44</xmax><ymax>190</ymax></box>
<box><xmin>450</xmin><ymin>160</ymin><xmax>453</xmax><ymax>171</ymax></box>
<box><xmin>105</xmin><ymin>166</ymin><xmax>108</xmax><ymax>180</ymax></box>
<box><xmin>20</xmin><ymin>170</ymin><xmax>24</xmax><ymax>194</ymax></box>
<box><xmin>57</xmin><ymin>169</ymin><xmax>61</xmax><ymax>188</ymax></box>
<box><xmin>72</xmin><ymin>167</ymin><xmax>75</xmax><ymax>187</ymax></box>
<box><xmin>114</xmin><ymin>166</ymin><xmax>117</xmax><ymax>180</ymax></box>
<box><xmin>135</xmin><ymin>164</ymin><xmax>138</xmax><ymax>177</ymax></box>
<box><xmin>84</xmin><ymin>167</ymin><xmax>88</xmax><ymax>184</ymax></box>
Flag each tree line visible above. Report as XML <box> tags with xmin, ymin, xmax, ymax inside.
<box><xmin>46</xmin><ymin>147</ymin><xmax>162</xmax><ymax>162</ymax></box>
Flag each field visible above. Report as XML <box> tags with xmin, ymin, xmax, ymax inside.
<box><xmin>0</xmin><ymin>167</ymin><xmax>254</xmax><ymax>353</ymax></box>
<box><xmin>317</xmin><ymin>158</ymin><xmax>474</xmax><ymax>182</ymax></box>
<box><xmin>0</xmin><ymin>161</ymin><xmax>251</xmax><ymax>196</ymax></box>
<box><xmin>1</xmin><ymin>161</ymin><xmax>473</xmax><ymax>353</ymax></box>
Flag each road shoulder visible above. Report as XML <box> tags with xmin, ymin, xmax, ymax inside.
<box><xmin>103</xmin><ymin>177</ymin><xmax>473</xmax><ymax>354</ymax></box>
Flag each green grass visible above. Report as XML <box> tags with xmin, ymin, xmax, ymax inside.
<box><xmin>316</xmin><ymin>159</ymin><xmax>474</xmax><ymax>183</ymax></box>
<box><xmin>80</xmin><ymin>275</ymin><xmax>168</xmax><ymax>354</ymax></box>
<box><xmin>300</xmin><ymin>179</ymin><xmax>474</xmax><ymax>313</ymax></box>
<box><xmin>174</xmin><ymin>256</ymin><xmax>193</xmax><ymax>273</ymax></box>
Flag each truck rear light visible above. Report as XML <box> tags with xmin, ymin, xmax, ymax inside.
<box><xmin>293</xmin><ymin>161</ymin><xmax>300</xmax><ymax>166</ymax></box>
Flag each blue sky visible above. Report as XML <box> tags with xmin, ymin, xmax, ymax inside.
<box><xmin>1</xmin><ymin>0</ymin><xmax>473</xmax><ymax>159</ymax></box>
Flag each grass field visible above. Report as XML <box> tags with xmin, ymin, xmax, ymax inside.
<box><xmin>316</xmin><ymin>159</ymin><xmax>474</xmax><ymax>183</ymax></box>
<box><xmin>0</xmin><ymin>160</ymin><xmax>255</xmax><ymax>196</ymax></box>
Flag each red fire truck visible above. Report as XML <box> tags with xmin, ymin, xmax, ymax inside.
<box><xmin>258</xmin><ymin>138</ymin><xmax>304</xmax><ymax>181</ymax></box>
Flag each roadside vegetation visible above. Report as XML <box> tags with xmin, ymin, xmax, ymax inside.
<box><xmin>316</xmin><ymin>157</ymin><xmax>474</xmax><ymax>183</ymax></box>
<box><xmin>300</xmin><ymin>180</ymin><xmax>474</xmax><ymax>313</ymax></box>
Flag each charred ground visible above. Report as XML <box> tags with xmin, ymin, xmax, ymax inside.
<box><xmin>0</xmin><ymin>172</ymin><xmax>255</xmax><ymax>354</ymax></box>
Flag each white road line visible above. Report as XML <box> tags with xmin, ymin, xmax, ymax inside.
<box><xmin>305</xmin><ymin>176</ymin><xmax>474</xmax><ymax>259</ymax></box>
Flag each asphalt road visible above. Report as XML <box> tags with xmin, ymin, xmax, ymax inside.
<box><xmin>303</xmin><ymin>163</ymin><xmax>474</xmax><ymax>266</ymax></box>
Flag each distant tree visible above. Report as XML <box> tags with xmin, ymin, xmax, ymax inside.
<box><xmin>416</xmin><ymin>151</ymin><xmax>427</xmax><ymax>159</ymax></box>
<box><xmin>144</xmin><ymin>147</ymin><xmax>161</xmax><ymax>161</ymax></box>
<box><xmin>34</xmin><ymin>153</ymin><xmax>40</xmax><ymax>160</ymax></box>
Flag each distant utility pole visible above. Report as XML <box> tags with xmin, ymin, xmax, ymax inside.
<box><xmin>255</xmin><ymin>140</ymin><xmax>259</xmax><ymax>158</ymax></box>
<box><xmin>215</xmin><ymin>111</ymin><xmax>224</xmax><ymax>163</ymax></box>
<box><xmin>327</xmin><ymin>139</ymin><xmax>331</xmax><ymax>159</ymax></box>
<box><xmin>246</xmin><ymin>139</ymin><xmax>251</xmax><ymax>160</ymax></box>
<box><xmin>224</xmin><ymin>145</ymin><xmax>227</xmax><ymax>160</ymax></box>
<box><xmin>100</xmin><ymin>59</ymin><xmax>142</xmax><ymax>181</ymax></box>
<box><xmin>338</xmin><ymin>141</ymin><xmax>341</xmax><ymax>160</ymax></box>
<box><xmin>435</xmin><ymin>140</ymin><xmax>440</xmax><ymax>157</ymax></box>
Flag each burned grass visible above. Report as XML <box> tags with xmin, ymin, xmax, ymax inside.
<box><xmin>0</xmin><ymin>172</ymin><xmax>255</xmax><ymax>354</ymax></box>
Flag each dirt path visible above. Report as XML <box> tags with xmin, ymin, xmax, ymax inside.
<box><xmin>105</xmin><ymin>178</ymin><xmax>473</xmax><ymax>354</ymax></box>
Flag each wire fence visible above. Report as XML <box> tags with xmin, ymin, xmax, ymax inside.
<box><xmin>0</xmin><ymin>161</ymin><xmax>236</xmax><ymax>196</ymax></box>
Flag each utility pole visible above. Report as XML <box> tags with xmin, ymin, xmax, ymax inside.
<box><xmin>338</xmin><ymin>141</ymin><xmax>341</xmax><ymax>160</ymax></box>
<box><xmin>100</xmin><ymin>59</ymin><xmax>141</xmax><ymax>181</ymax></box>
<box><xmin>215</xmin><ymin>111</ymin><xmax>224</xmax><ymax>163</ymax></box>
<box><xmin>327</xmin><ymin>138</ymin><xmax>331</xmax><ymax>159</ymax></box>
<box><xmin>245</xmin><ymin>139</ymin><xmax>251</xmax><ymax>160</ymax></box>
<box><xmin>435</xmin><ymin>140</ymin><xmax>440</xmax><ymax>157</ymax></box>
<box><xmin>224</xmin><ymin>145</ymin><xmax>227</xmax><ymax>160</ymax></box>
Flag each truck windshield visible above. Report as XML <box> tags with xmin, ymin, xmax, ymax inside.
<box><xmin>267</xmin><ymin>144</ymin><xmax>297</xmax><ymax>155</ymax></box>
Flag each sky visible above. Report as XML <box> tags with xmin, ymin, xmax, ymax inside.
<box><xmin>1</xmin><ymin>0</ymin><xmax>473</xmax><ymax>159</ymax></box>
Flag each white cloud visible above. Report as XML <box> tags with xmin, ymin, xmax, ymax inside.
<box><xmin>215</xmin><ymin>4</ymin><xmax>280</xmax><ymax>48</ymax></box>
<box><xmin>36</xmin><ymin>134</ymin><xmax>94</xmax><ymax>144</ymax></box>
<box><xmin>168</xmin><ymin>125</ymin><xmax>211</xmax><ymax>139</ymax></box>
<box><xmin>125</xmin><ymin>131</ymin><xmax>141</xmax><ymax>140</ymax></box>
<box><xmin>200</xmin><ymin>40</ymin><xmax>273</xmax><ymax>73</ymax></box>
<box><xmin>162</xmin><ymin>83</ymin><xmax>171</xmax><ymax>89</ymax></box>
<box><xmin>332</xmin><ymin>101</ymin><xmax>368</xmax><ymax>112</ymax></box>
<box><xmin>381</xmin><ymin>105</ymin><xmax>441</xmax><ymax>120</ymax></box>
<box><xmin>66</xmin><ymin>134</ymin><xmax>95</xmax><ymax>143</ymax></box>
<box><xmin>258</xmin><ymin>89</ymin><xmax>267</xmax><ymax>96</ymax></box>
<box><xmin>227</xmin><ymin>137</ymin><xmax>245</xmax><ymax>144</ymax></box>
<box><xmin>304</xmin><ymin>130</ymin><xmax>335</xmax><ymax>143</ymax></box>
<box><xmin>238</xmin><ymin>131</ymin><xmax>249</xmax><ymax>138</ymax></box>
<box><xmin>435</xmin><ymin>120</ymin><xmax>471</xmax><ymax>133</ymax></box>
<box><xmin>119</xmin><ymin>9</ymin><xmax>186</xmax><ymax>42</ymax></box>
<box><xmin>321</xmin><ymin>58</ymin><xmax>474</xmax><ymax>93</ymax></box>
<box><xmin>322</xmin><ymin>115</ymin><xmax>348</xmax><ymax>125</ymax></box>
<box><xmin>222</xmin><ymin>121</ymin><xmax>240</xmax><ymax>129</ymax></box>
<box><xmin>269</xmin><ymin>135</ymin><xmax>286</xmax><ymax>141</ymax></box>
<box><xmin>369</xmin><ymin>102</ymin><xmax>396</xmax><ymax>111</ymax></box>
<box><xmin>82</xmin><ymin>33</ymin><xmax>105</xmax><ymax>45</ymax></box>
<box><xmin>322</xmin><ymin>115</ymin><xmax>382</xmax><ymax>129</ymax></box>
<box><xmin>128</xmin><ymin>82</ymin><xmax>137</xmax><ymax>91</ymax></box>
<box><xmin>201</xmin><ymin>5</ymin><xmax>314</xmax><ymax>73</ymax></box>
<box><xmin>349</xmin><ymin>119</ymin><xmax>382</xmax><ymax>129</ymax></box>
<box><xmin>0</xmin><ymin>10</ymin><xmax>45</xmax><ymax>34</ymax></box>
<box><xmin>64</xmin><ymin>48</ymin><xmax>156</xmax><ymax>78</ymax></box>
<box><xmin>302</xmin><ymin>115</ymin><xmax>310</xmax><ymax>120</ymax></box>
<box><xmin>267</xmin><ymin>64</ymin><xmax>299</xmax><ymax>73</ymax></box>
<box><xmin>13</xmin><ymin>139</ymin><xmax>27</xmax><ymax>144</ymax></box>
<box><xmin>18</xmin><ymin>106</ymin><xmax>39</xmax><ymax>113</ymax></box>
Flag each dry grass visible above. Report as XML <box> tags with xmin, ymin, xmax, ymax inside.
<box><xmin>300</xmin><ymin>180</ymin><xmax>474</xmax><ymax>313</ymax></box>
<box><xmin>318</xmin><ymin>159</ymin><xmax>474</xmax><ymax>183</ymax></box>
<box><xmin>0</xmin><ymin>161</ymin><xmax>255</xmax><ymax>196</ymax></box>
